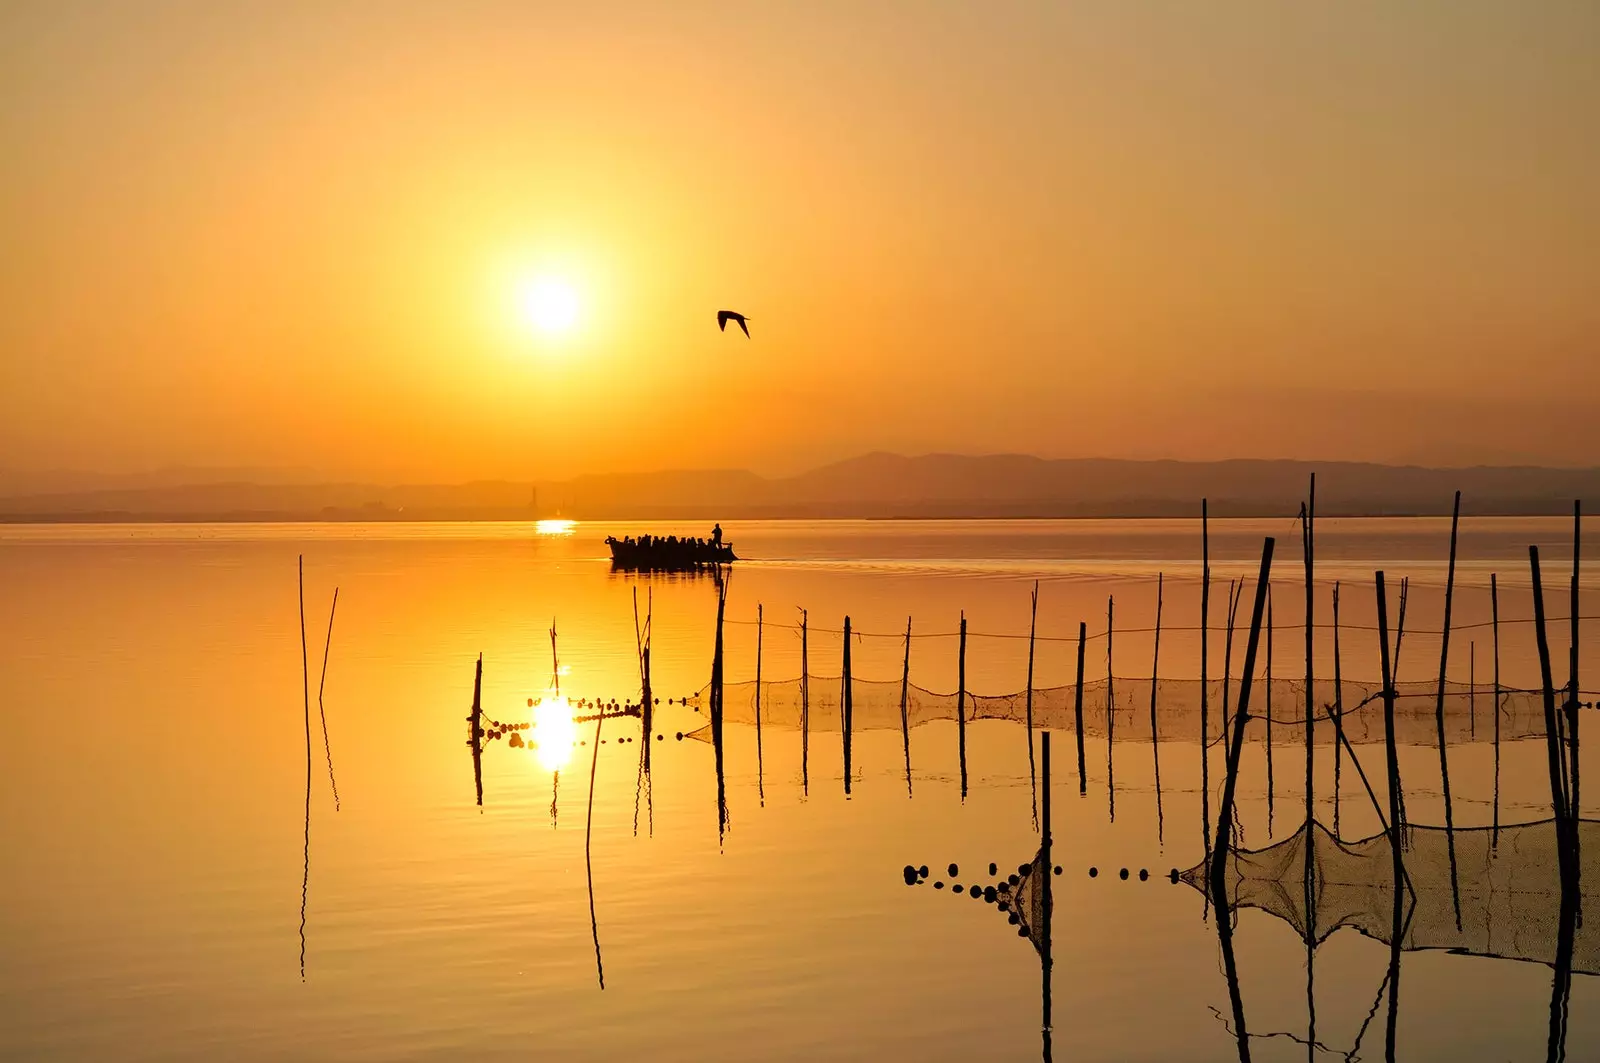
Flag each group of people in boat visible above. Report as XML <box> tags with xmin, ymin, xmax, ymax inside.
<box><xmin>608</xmin><ymin>524</ymin><xmax>724</xmax><ymax>552</ymax></box>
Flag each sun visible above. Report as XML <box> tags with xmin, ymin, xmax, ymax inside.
<box><xmin>517</xmin><ymin>277</ymin><xmax>580</xmax><ymax>335</ymax></box>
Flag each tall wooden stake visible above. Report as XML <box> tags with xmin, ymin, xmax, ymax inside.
<box><xmin>1040</xmin><ymin>730</ymin><xmax>1054</xmax><ymax>1058</ymax></box>
<box><xmin>1570</xmin><ymin>500</ymin><xmax>1581</xmax><ymax>824</ymax></box>
<box><xmin>1027</xmin><ymin>581</ymin><xmax>1039</xmax><ymax>826</ymax></box>
<box><xmin>1074</xmin><ymin>621</ymin><xmax>1087</xmax><ymax>795</ymax></box>
<box><xmin>1305</xmin><ymin>474</ymin><xmax>1316</xmax><ymax>837</ymax></box>
<box><xmin>842</xmin><ymin>615</ymin><xmax>853</xmax><ymax>796</ymax></box>
<box><xmin>1210</xmin><ymin>537</ymin><xmax>1275</xmax><ymax>1063</ymax></box>
<box><xmin>469</xmin><ymin>653</ymin><xmax>484</xmax><ymax>808</ymax></box>
<box><xmin>1532</xmin><ymin>549</ymin><xmax>1575</xmax><ymax>853</ymax></box>
<box><xmin>958</xmin><ymin>611</ymin><xmax>969</xmax><ymax>801</ymax></box>
<box><xmin>1492</xmin><ymin>574</ymin><xmax>1501</xmax><ymax>846</ymax></box>
<box><xmin>1266</xmin><ymin>581</ymin><xmax>1274</xmax><ymax>836</ymax></box>
<box><xmin>1376</xmin><ymin>570</ymin><xmax>1406</xmax><ymax>1063</ymax></box>
<box><xmin>1332</xmin><ymin>582</ymin><xmax>1343</xmax><ymax>840</ymax></box>
<box><xmin>754</xmin><ymin>603</ymin><xmax>764</xmax><ymax>806</ymax></box>
<box><xmin>1433</xmin><ymin>491</ymin><xmax>1462</xmax><ymax>931</ymax></box>
<box><xmin>1150</xmin><ymin>573</ymin><xmax>1165</xmax><ymax>844</ymax></box>
<box><xmin>1106</xmin><ymin>594</ymin><xmax>1115</xmax><ymax>821</ymax></box>
<box><xmin>901</xmin><ymin>617</ymin><xmax>913</xmax><ymax>797</ymax></box>
<box><xmin>1201</xmin><ymin>499</ymin><xmax>1212</xmax><ymax>857</ymax></box>
<box><xmin>801</xmin><ymin>608</ymin><xmax>809</xmax><ymax>796</ymax></box>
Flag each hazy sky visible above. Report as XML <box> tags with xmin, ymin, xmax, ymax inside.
<box><xmin>2</xmin><ymin>1</ymin><xmax>1597</xmax><ymax>482</ymax></box>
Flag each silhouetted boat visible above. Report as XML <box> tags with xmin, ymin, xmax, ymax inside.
<box><xmin>606</xmin><ymin>535</ymin><xmax>736</xmax><ymax>569</ymax></box>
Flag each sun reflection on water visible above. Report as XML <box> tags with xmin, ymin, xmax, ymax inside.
<box><xmin>532</xmin><ymin>695</ymin><xmax>577</xmax><ymax>772</ymax></box>
<box><xmin>535</xmin><ymin>519</ymin><xmax>576</xmax><ymax>536</ymax></box>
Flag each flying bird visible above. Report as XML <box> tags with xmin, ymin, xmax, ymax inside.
<box><xmin>717</xmin><ymin>310</ymin><xmax>750</xmax><ymax>338</ymax></box>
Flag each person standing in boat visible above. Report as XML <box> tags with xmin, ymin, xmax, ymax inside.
<box><xmin>711</xmin><ymin>523</ymin><xmax>723</xmax><ymax>549</ymax></box>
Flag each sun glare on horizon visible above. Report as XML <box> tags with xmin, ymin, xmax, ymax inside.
<box><xmin>517</xmin><ymin>277</ymin><xmax>580</xmax><ymax>336</ymax></box>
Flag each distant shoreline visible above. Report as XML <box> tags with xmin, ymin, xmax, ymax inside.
<box><xmin>0</xmin><ymin>506</ymin><xmax>1584</xmax><ymax>525</ymax></box>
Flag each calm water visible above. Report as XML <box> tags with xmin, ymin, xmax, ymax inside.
<box><xmin>3</xmin><ymin>517</ymin><xmax>1598</xmax><ymax>1061</ymax></box>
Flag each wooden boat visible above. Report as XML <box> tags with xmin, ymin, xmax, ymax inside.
<box><xmin>606</xmin><ymin>534</ymin><xmax>737</xmax><ymax>569</ymax></box>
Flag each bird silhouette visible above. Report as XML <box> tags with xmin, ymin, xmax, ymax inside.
<box><xmin>716</xmin><ymin>310</ymin><xmax>750</xmax><ymax>338</ymax></box>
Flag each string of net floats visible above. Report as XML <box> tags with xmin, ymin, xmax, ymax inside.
<box><xmin>682</xmin><ymin>676</ymin><xmax>1596</xmax><ymax>747</ymax></box>
<box><xmin>1184</xmin><ymin>817</ymin><xmax>1599</xmax><ymax>974</ymax></box>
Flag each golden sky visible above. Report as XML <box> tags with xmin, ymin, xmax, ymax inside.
<box><xmin>2</xmin><ymin>1</ymin><xmax>1597</xmax><ymax>481</ymax></box>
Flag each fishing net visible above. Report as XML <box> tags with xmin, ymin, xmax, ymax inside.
<box><xmin>1182</xmin><ymin>818</ymin><xmax>1598</xmax><ymax>973</ymax></box>
<box><xmin>1011</xmin><ymin>845</ymin><xmax>1052</xmax><ymax>957</ymax></box>
<box><xmin>684</xmin><ymin>676</ymin><xmax>1563</xmax><ymax>747</ymax></box>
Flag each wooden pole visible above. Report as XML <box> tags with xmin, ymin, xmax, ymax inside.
<box><xmin>1150</xmin><ymin>573</ymin><xmax>1164</xmax><ymax>844</ymax></box>
<box><xmin>958</xmin><ymin>611</ymin><xmax>969</xmax><ymax>801</ymax></box>
<box><xmin>1209</xmin><ymin>537</ymin><xmax>1275</xmax><ymax>1063</ymax></box>
<box><xmin>1375</xmin><ymin>570</ymin><xmax>1406</xmax><ymax>1063</ymax></box>
<box><xmin>755</xmin><ymin>603</ymin><xmax>764</xmax><ymax>806</ymax></box>
<box><xmin>1570</xmin><ymin>500</ymin><xmax>1581</xmax><ymax>824</ymax></box>
<box><xmin>801</xmin><ymin>609</ymin><xmax>809</xmax><ymax>797</ymax></box>
<box><xmin>1027</xmin><ymin>581</ymin><xmax>1039</xmax><ymax>824</ymax></box>
<box><xmin>1532</xmin><ymin>547</ymin><xmax>1575</xmax><ymax>865</ymax></box>
<box><xmin>584</xmin><ymin>644</ymin><xmax>606</xmax><ymax>990</ymax></box>
<box><xmin>1305</xmin><ymin>474</ymin><xmax>1316</xmax><ymax>836</ymax></box>
<box><xmin>470</xmin><ymin>656</ymin><xmax>484</xmax><ymax>808</ymax></box>
<box><xmin>842</xmin><ymin>615</ymin><xmax>853</xmax><ymax>796</ymax></box>
<box><xmin>1222</xmin><ymin>580</ymin><xmax>1240</xmax><ymax>757</ymax></box>
<box><xmin>1492</xmin><ymin>574</ymin><xmax>1501</xmax><ymax>846</ymax></box>
<box><xmin>1266</xmin><ymin>581</ymin><xmax>1274</xmax><ymax>836</ymax></box>
<box><xmin>298</xmin><ymin>556</ymin><xmax>311</xmax><ymax>981</ymax></box>
<box><xmin>712</xmin><ymin>570</ymin><xmax>728</xmax><ymax>841</ymax></box>
<box><xmin>1332</xmin><ymin>582</ymin><xmax>1343</xmax><ymax>840</ymax></box>
<box><xmin>901</xmin><ymin>617</ymin><xmax>913</xmax><ymax>797</ymax></box>
<box><xmin>1433</xmin><ymin>491</ymin><xmax>1462</xmax><ymax>931</ymax></box>
<box><xmin>1040</xmin><ymin>729</ymin><xmax>1053</xmax><ymax>1057</ymax></box>
<box><xmin>1212</xmin><ymin>541</ymin><xmax>1274</xmax><ymax>878</ymax></box>
<box><xmin>1201</xmin><ymin>499</ymin><xmax>1212</xmax><ymax>858</ymax></box>
<box><xmin>1074</xmin><ymin>621</ymin><xmax>1087</xmax><ymax>795</ymax></box>
<box><xmin>1106</xmin><ymin>594</ymin><xmax>1115</xmax><ymax>820</ymax></box>
<box><xmin>638</xmin><ymin>589</ymin><xmax>653</xmax><ymax>776</ymax></box>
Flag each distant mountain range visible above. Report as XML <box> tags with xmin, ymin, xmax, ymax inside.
<box><xmin>2</xmin><ymin>453</ymin><xmax>1596</xmax><ymax>521</ymax></box>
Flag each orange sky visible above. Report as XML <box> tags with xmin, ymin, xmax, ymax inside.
<box><xmin>2</xmin><ymin>2</ymin><xmax>1597</xmax><ymax>482</ymax></box>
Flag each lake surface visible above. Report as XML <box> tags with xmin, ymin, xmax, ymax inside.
<box><xmin>3</xmin><ymin>517</ymin><xmax>1598</xmax><ymax>1061</ymax></box>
